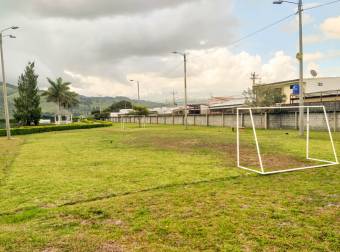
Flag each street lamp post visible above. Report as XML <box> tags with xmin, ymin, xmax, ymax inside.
<box><xmin>273</xmin><ymin>0</ymin><xmax>304</xmax><ymax>136</ymax></box>
<box><xmin>172</xmin><ymin>51</ymin><xmax>188</xmax><ymax>129</ymax></box>
<box><xmin>0</xmin><ymin>26</ymin><xmax>19</xmax><ymax>139</ymax></box>
<box><xmin>129</xmin><ymin>80</ymin><xmax>140</xmax><ymax>101</ymax></box>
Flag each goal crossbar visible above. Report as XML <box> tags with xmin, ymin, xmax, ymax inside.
<box><xmin>236</xmin><ymin>105</ymin><xmax>339</xmax><ymax>175</ymax></box>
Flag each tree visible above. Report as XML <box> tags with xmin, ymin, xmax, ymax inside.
<box><xmin>130</xmin><ymin>105</ymin><xmax>149</xmax><ymax>115</ymax></box>
<box><xmin>242</xmin><ymin>88</ymin><xmax>256</xmax><ymax>106</ymax></box>
<box><xmin>261</xmin><ymin>89</ymin><xmax>286</xmax><ymax>106</ymax></box>
<box><xmin>14</xmin><ymin>62</ymin><xmax>41</xmax><ymax>126</ymax></box>
<box><xmin>42</xmin><ymin>77</ymin><xmax>79</xmax><ymax>123</ymax></box>
<box><xmin>91</xmin><ymin>109</ymin><xmax>110</xmax><ymax>120</ymax></box>
<box><xmin>104</xmin><ymin>100</ymin><xmax>132</xmax><ymax>112</ymax></box>
<box><xmin>62</xmin><ymin>91</ymin><xmax>80</xmax><ymax>122</ymax></box>
<box><xmin>243</xmin><ymin>87</ymin><xmax>286</xmax><ymax>106</ymax></box>
<box><xmin>128</xmin><ymin>105</ymin><xmax>149</xmax><ymax>128</ymax></box>
<box><xmin>62</xmin><ymin>91</ymin><xmax>79</xmax><ymax>110</ymax></box>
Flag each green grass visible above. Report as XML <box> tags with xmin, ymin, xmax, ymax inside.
<box><xmin>0</xmin><ymin>124</ymin><xmax>339</xmax><ymax>251</ymax></box>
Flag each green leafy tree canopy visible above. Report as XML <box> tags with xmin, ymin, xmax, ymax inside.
<box><xmin>130</xmin><ymin>105</ymin><xmax>149</xmax><ymax>115</ymax></box>
<box><xmin>14</xmin><ymin>62</ymin><xmax>42</xmax><ymax>126</ymax></box>
<box><xmin>243</xmin><ymin>88</ymin><xmax>286</xmax><ymax>106</ymax></box>
<box><xmin>104</xmin><ymin>100</ymin><xmax>132</xmax><ymax>112</ymax></box>
<box><xmin>42</xmin><ymin>77</ymin><xmax>79</xmax><ymax>114</ymax></box>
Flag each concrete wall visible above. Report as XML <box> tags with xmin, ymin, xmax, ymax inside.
<box><xmin>111</xmin><ymin>111</ymin><xmax>340</xmax><ymax>131</ymax></box>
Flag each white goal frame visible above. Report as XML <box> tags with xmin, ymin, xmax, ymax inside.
<box><xmin>120</xmin><ymin>116</ymin><xmax>146</xmax><ymax>130</ymax></box>
<box><xmin>236</xmin><ymin>105</ymin><xmax>339</xmax><ymax>175</ymax></box>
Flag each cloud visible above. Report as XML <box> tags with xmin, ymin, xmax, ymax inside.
<box><xmin>261</xmin><ymin>51</ymin><xmax>297</xmax><ymax>83</ymax></box>
<box><xmin>304</xmin><ymin>52</ymin><xmax>324</xmax><ymax>62</ymax></box>
<box><xmin>1</xmin><ymin>0</ymin><xmax>236</xmax><ymax>84</ymax></box>
<box><xmin>0</xmin><ymin>0</ymin><xmax>199</xmax><ymax>19</ymax></box>
<box><xmin>63</xmin><ymin>48</ymin><xmax>298</xmax><ymax>101</ymax></box>
<box><xmin>304</xmin><ymin>34</ymin><xmax>324</xmax><ymax>44</ymax></box>
<box><xmin>281</xmin><ymin>13</ymin><xmax>314</xmax><ymax>33</ymax></box>
<box><xmin>64</xmin><ymin>70</ymin><xmax>135</xmax><ymax>97</ymax></box>
<box><xmin>2</xmin><ymin>0</ymin><xmax>331</xmax><ymax>103</ymax></box>
<box><xmin>320</xmin><ymin>16</ymin><xmax>340</xmax><ymax>39</ymax></box>
<box><xmin>304</xmin><ymin>50</ymin><xmax>340</xmax><ymax>62</ymax></box>
<box><xmin>304</xmin><ymin>16</ymin><xmax>340</xmax><ymax>45</ymax></box>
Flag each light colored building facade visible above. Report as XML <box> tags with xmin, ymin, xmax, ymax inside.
<box><xmin>253</xmin><ymin>77</ymin><xmax>340</xmax><ymax>105</ymax></box>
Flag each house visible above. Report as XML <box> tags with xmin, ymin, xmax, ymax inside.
<box><xmin>209</xmin><ymin>97</ymin><xmax>246</xmax><ymax>114</ymax></box>
<box><xmin>172</xmin><ymin>104</ymin><xmax>208</xmax><ymax>115</ymax></box>
<box><xmin>253</xmin><ymin>77</ymin><xmax>340</xmax><ymax>107</ymax></box>
<box><xmin>149</xmin><ymin>107</ymin><xmax>174</xmax><ymax>115</ymax></box>
<box><xmin>110</xmin><ymin>109</ymin><xmax>134</xmax><ymax>117</ymax></box>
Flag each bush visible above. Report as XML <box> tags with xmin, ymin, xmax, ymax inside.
<box><xmin>0</xmin><ymin>121</ymin><xmax>112</xmax><ymax>136</ymax></box>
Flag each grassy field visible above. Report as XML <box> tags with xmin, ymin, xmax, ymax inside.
<box><xmin>0</xmin><ymin>124</ymin><xmax>339</xmax><ymax>251</ymax></box>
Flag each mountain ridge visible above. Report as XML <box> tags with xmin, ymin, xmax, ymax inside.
<box><xmin>0</xmin><ymin>82</ymin><xmax>163</xmax><ymax>118</ymax></box>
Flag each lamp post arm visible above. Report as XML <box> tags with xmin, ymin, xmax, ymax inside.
<box><xmin>282</xmin><ymin>1</ymin><xmax>299</xmax><ymax>4</ymax></box>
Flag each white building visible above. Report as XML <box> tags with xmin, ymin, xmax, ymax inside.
<box><xmin>110</xmin><ymin>109</ymin><xmax>134</xmax><ymax>117</ymax></box>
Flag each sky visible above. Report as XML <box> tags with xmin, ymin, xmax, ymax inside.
<box><xmin>0</xmin><ymin>0</ymin><xmax>339</xmax><ymax>103</ymax></box>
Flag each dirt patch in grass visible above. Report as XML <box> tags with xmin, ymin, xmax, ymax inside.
<box><xmin>239</xmin><ymin>148</ymin><xmax>317</xmax><ymax>172</ymax></box>
<box><xmin>124</xmin><ymin>134</ymin><xmax>317</xmax><ymax>172</ymax></box>
<box><xmin>42</xmin><ymin>248</ymin><xmax>59</xmax><ymax>252</ymax></box>
<box><xmin>100</xmin><ymin>241</ymin><xmax>124</xmax><ymax>252</ymax></box>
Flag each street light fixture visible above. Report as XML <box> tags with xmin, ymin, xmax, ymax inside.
<box><xmin>0</xmin><ymin>26</ymin><xmax>19</xmax><ymax>139</ymax></box>
<box><xmin>172</xmin><ymin>51</ymin><xmax>188</xmax><ymax>130</ymax></box>
<box><xmin>129</xmin><ymin>79</ymin><xmax>140</xmax><ymax>101</ymax></box>
<box><xmin>273</xmin><ymin>0</ymin><xmax>304</xmax><ymax>136</ymax></box>
<box><xmin>273</xmin><ymin>1</ymin><xmax>298</xmax><ymax>4</ymax></box>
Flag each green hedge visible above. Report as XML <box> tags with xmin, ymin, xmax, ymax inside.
<box><xmin>0</xmin><ymin>122</ymin><xmax>112</xmax><ymax>136</ymax></box>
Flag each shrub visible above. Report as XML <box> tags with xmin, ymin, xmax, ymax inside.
<box><xmin>0</xmin><ymin>122</ymin><xmax>112</xmax><ymax>137</ymax></box>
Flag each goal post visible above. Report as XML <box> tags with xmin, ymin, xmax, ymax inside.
<box><xmin>236</xmin><ymin>105</ymin><xmax>338</xmax><ymax>175</ymax></box>
<box><xmin>120</xmin><ymin>115</ymin><xmax>147</xmax><ymax>129</ymax></box>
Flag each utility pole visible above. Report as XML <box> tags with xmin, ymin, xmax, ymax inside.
<box><xmin>298</xmin><ymin>0</ymin><xmax>304</xmax><ymax>136</ymax></box>
<box><xmin>172</xmin><ymin>90</ymin><xmax>177</xmax><ymax>106</ymax></box>
<box><xmin>250</xmin><ymin>72</ymin><xmax>260</xmax><ymax>86</ymax></box>
<box><xmin>0</xmin><ymin>34</ymin><xmax>11</xmax><ymax>139</ymax></box>
<box><xmin>273</xmin><ymin>0</ymin><xmax>304</xmax><ymax>136</ymax></box>
<box><xmin>183</xmin><ymin>54</ymin><xmax>188</xmax><ymax>129</ymax></box>
<box><xmin>130</xmin><ymin>80</ymin><xmax>140</xmax><ymax>101</ymax></box>
<box><xmin>0</xmin><ymin>27</ymin><xmax>18</xmax><ymax>139</ymax></box>
<box><xmin>172</xmin><ymin>51</ymin><xmax>188</xmax><ymax>129</ymax></box>
<box><xmin>250</xmin><ymin>72</ymin><xmax>260</xmax><ymax>104</ymax></box>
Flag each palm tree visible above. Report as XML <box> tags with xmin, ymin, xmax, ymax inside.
<box><xmin>62</xmin><ymin>91</ymin><xmax>80</xmax><ymax>122</ymax></box>
<box><xmin>42</xmin><ymin>77</ymin><xmax>79</xmax><ymax>124</ymax></box>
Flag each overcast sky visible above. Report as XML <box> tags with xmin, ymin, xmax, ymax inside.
<box><xmin>1</xmin><ymin>0</ymin><xmax>340</xmax><ymax>102</ymax></box>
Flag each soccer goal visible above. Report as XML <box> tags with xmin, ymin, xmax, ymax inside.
<box><xmin>120</xmin><ymin>116</ymin><xmax>147</xmax><ymax>129</ymax></box>
<box><xmin>120</xmin><ymin>116</ymin><xmax>128</xmax><ymax>130</ymax></box>
<box><xmin>236</xmin><ymin>106</ymin><xmax>338</xmax><ymax>175</ymax></box>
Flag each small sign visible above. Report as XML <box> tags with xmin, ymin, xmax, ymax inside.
<box><xmin>292</xmin><ymin>84</ymin><xmax>300</xmax><ymax>95</ymax></box>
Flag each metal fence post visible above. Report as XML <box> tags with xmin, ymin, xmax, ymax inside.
<box><xmin>334</xmin><ymin>111</ymin><xmax>337</xmax><ymax>132</ymax></box>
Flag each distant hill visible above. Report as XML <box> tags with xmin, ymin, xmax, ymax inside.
<box><xmin>0</xmin><ymin>82</ymin><xmax>163</xmax><ymax>118</ymax></box>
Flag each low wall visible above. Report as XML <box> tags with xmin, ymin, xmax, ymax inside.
<box><xmin>111</xmin><ymin>111</ymin><xmax>340</xmax><ymax>131</ymax></box>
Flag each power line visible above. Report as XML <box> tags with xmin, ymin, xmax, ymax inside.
<box><xmin>187</xmin><ymin>0</ymin><xmax>340</xmax><ymax>63</ymax></box>
<box><xmin>229</xmin><ymin>0</ymin><xmax>340</xmax><ymax>45</ymax></box>
<box><xmin>304</xmin><ymin>0</ymin><xmax>340</xmax><ymax>11</ymax></box>
<box><xmin>159</xmin><ymin>0</ymin><xmax>340</xmax><ymax>81</ymax></box>
<box><xmin>188</xmin><ymin>12</ymin><xmax>296</xmax><ymax>63</ymax></box>
<box><xmin>227</xmin><ymin>13</ymin><xmax>296</xmax><ymax>48</ymax></box>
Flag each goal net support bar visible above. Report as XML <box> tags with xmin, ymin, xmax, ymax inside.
<box><xmin>236</xmin><ymin>105</ymin><xmax>339</xmax><ymax>175</ymax></box>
